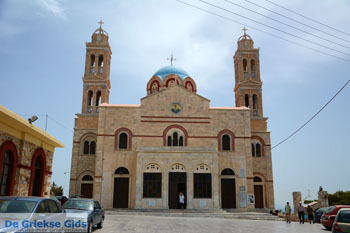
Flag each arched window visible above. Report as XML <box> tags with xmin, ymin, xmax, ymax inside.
<box><xmin>90</xmin><ymin>54</ymin><xmax>95</xmax><ymax>67</ymax></box>
<box><xmin>96</xmin><ymin>91</ymin><xmax>101</xmax><ymax>106</ymax></box>
<box><xmin>83</xmin><ymin>141</ymin><xmax>89</xmax><ymax>154</ymax></box>
<box><xmin>82</xmin><ymin>175</ymin><xmax>93</xmax><ymax>181</ymax></box>
<box><xmin>163</xmin><ymin>125</ymin><xmax>187</xmax><ymax>147</ymax></box>
<box><xmin>221</xmin><ymin>168</ymin><xmax>235</xmax><ymax>176</ymax></box>
<box><xmin>256</xmin><ymin>143</ymin><xmax>261</xmax><ymax>157</ymax></box>
<box><xmin>251</xmin><ymin>59</ymin><xmax>256</xmax><ymax>71</ymax></box>
<box><xmin>251</xmin><ymin>142</ymin><xmax>262</xmax><ymax>157</ymax></box>
<box><xmin>253</xmin><ymin>95</ymin><xmax>258</xmax><ymax>110</ymax></box>
<box><xmin>0</xmin><ymin>151</ymin><xmax>13</xmax><ymax>196</ymax></box>
<box><xmin>119</xmin><ymin>133</ymin><xmax>128</xmax><ymax>149</ymax></box>
<box><xmin>166</xmin><ymin>131</ymin><xmax>184</xmax><ymax>147</ymax></box>
<box><xmin>167</xmin><ymin>136</ymin><xmax>172</xmax><ymax>146</ymax></box>
<box><xmin>243</xmin><ymin>59</ymin><xmax>248</xmax><ymax>72</ymax></box>
<box><xmin>90</xmin><ymin>141</ymin><xmax>96</xmax><ymax>154</ymax></box>
<box><xmin>179</xmin><ymin>136</ymin><xmax>184</xmax><ymax>146</ymax></box>
<box><xmin>98</xmin><ymin>55</ymin><xmax>104</xmax><ymax>67</ymax></box>
<box><xmin>254</xmin><ymin>176</ymin><xmax>263</xmax><ymax>182</ymax></box>
<box><xmin>115</xmin><ymin>167</ymin><xmax>129</xmax><ymax>174</ymax></box>
<box><xmin>87</xmin><ymin>91</ymin><xmax>93</xmax><ymax>107</ymax></box>
<box><xmin>245</xmin><ymin>94</ymin><xmax>249</xmax><ymax>107</ymax></box>
<box><xmin>0</xmin><ymin>141</ymin><xmax>18</xmax><ymax>196</ymax></box>
<box><xmin>222</xmin><ymin>134</ymin><xmax>231</xmax><ymax>151</ymax></box>
<box><xmin>173</xmin><ymin>132</ymin><xmax>178</xmax><ymax>146</ymax></box>
<box><xmin>32</xmin><ymin>156</ymin><xmax>43</xmax><ymax>196</ymax></box>
<box><xmin>218</xmin><ymin>129</ymin><xmax>235</xmax><ymax>151</ymax></box>
<box><xmin>115</xmin><ymin>128</ymin><xmax>133</xmax><ymax>150</ymax></box>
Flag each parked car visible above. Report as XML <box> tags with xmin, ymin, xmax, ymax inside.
<box><xmin>315</xmin><ymin>207</ymin><xmax>330</xmax><ymax>223</ymax></box>
<box><xmin>332</xmin><ymin>208</ymin><xmax>350</xmax><ymax>233</ymax></box>
<box><xmin>63</xmin><ymin>198</ymin><xmax>104</xmax><ymax>233</ymax></box>
<box><xmin>56</xmin><ymin>196</ymin><xmax>68</xmax><ymax>205</ymax></box>
<box><xmin>322</xmin><ymin>205</ymin><xmax>350</xmax><ymax>230</ymax></box>
<box><xmin>70</xmin><ymin>194</ymin><xmax>84</xmax><ymax>198</ymax></box>
<box><xmin>0</xmin><ymin>196</ymin><xmax>65</xmax><ymax>232</ymax></box>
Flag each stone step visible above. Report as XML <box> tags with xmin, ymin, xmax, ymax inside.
<box><xmin>105</xmin><ymin>209</ymin><xmax>283</xmax><ymax>221</ymax></box>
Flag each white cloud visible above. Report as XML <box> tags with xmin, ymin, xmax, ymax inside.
<box><xmin>35</xmin><ymin>0</ymin><xmax>67</xmax><ymax>20</ymax></box>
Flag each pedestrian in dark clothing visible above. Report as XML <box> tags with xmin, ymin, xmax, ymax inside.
<box><xmin>307</xmin><ymin>205</ymin><xmax>314</xmax><ymax>224</ymax></box>
<box><xmin>298</xmin><ymin>203</ymin><xmax>305</xmax><ymax>224</ymax></box>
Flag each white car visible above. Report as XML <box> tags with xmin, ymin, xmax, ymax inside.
<box><xmin>332</xmin><ymin>208</ymin><xmax>350</xmax><ymax>233</ymax></box>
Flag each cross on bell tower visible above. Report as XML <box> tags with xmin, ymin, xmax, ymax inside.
<box><xmin>98</xmin><ymin>20</ymin><xmax>104</xmax><ymax>28</ymax></box>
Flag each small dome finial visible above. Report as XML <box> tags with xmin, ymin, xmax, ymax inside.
<box><xmin>167</xmin><ymin>52</ymin><xmax>177</xmax><ymax>66</ymax></box>
<box><xmin>93</xmin><ymin>20</ymin><xmax>108</xmax><ymax>36</ymax></box>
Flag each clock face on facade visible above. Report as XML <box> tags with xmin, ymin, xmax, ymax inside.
<box><xmin>170</xmin><ymin>103</ymin><xmax>182</xmax><ymax>114</ymax></box>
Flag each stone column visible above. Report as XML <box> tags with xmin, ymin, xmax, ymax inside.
<box><xmin>293</xmin><ymin>192</ymin><xmax>302</xmax><ymax>215</ymax></box>
<box><xmin>318</xmin><ymin>190</ymin><xmax>329</xmax><ymax>208</ymax></box>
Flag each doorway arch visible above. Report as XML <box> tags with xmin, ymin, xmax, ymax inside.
<box><xmin>113</xmin><ymin>167</ymin><xmax>130</xmax><ymax>208</ymax></box>
<box><xmin>220</xmin><ymin>168</ymin><xmax>236</xmax><ymax>208</ymax></box>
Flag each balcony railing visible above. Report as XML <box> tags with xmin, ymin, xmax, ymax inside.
<box><xmin>253</xmin><ymin>109</ymin><xmax>259</xmax><ymax>116</ymax></box>
<box><xmin>243</xmin><ymin>72</ymin><xmax>248</xmax><ymax>78</ymax></box>
<box><xmin>89</xmin><ymin>67</ymin><xmax>95</xmax><ymax>74</ymax></box>
<box><xmin>98</xmin><ymin>67</ymin><xmax>103</xmax><ymax>74</ymax></box>
<box><xmin>96</xmin><ymin>107</ymin><xmax>99</xmax><ymax>113</ymax></box>
<box><xmin>87</xmin><ymin>106</ymin><xmax>93</xmax><ymax>113</ymax></box>
<box><xmin>251</xmin><ymin>72</ymin><xmax>256</xmax><ymax>78</ymax></box>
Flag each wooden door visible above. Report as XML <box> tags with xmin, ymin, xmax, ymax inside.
<box><xmin>254</xmin><ymin>185</ymin><xmax>264</xmax><ymax>208</ymax></box>
<box><xmin>113</xmin><ymin>178</ymin><xmax>129</xmax><ymax>208</ymax></box>
<box><xmin>81</xmin><ymin>183</ymin><xmax>93</xmax><ymax>198</ymax></box>
<box><xmin>221</xmin><ymin>179</ymin><xmax>236</xmax><ymax>208</ymax></box>
<box><xmin>168</xmin><ymin>173</ymin><xmax>186</xmax><ymax>209</ymax></box>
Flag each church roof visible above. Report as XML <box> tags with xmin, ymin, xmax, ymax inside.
<box><xmin>153</xmin><ymin>66</ymin><xmax>190</xmax><ymax>80</ymax></box>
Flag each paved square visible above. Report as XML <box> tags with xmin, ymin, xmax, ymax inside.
<box><xmin>98</xmin><ymin>215</ymin><xmax>327</xmax><ymax>233</ymax></box>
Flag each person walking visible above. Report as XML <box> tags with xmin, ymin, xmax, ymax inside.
<box><xmin>306</xmin><ymin>205</ymin><xmax>314</xmax><ymax>224</ymax></box>
<box><xmin>298</xmin><ymin>203</ymin><xmax>305</xmax><ymax>224</ymax></box>
<box><xmin>285</xmin><ymin>202</ymin><xmax>292</xmax><ymax>223</ymax></box>
<box><xmin>179</xmin><ymin>192</ymin><xmax>185</xmax><ymax>209</ymax></box>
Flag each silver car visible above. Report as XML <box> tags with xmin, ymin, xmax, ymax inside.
<box><xmin>333</xmin><ymin>208</ymin><xmax>350</xmax><ymax>233</ymax></box>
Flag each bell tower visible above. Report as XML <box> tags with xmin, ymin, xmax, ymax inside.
<box><xmin>81</xmin><ymin>21</ymin><xmax>112</xmax><ymax>114</ymax></box>
<box><xmin>234</xmin><ymin>28</ymin><xmax>263</xmax><ymax>118</ymax></box>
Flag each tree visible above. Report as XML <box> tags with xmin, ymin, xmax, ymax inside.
<box><xmin>328</xmin><ymin>191</ymin><xmax>350</xmax><ymax>205</ymax></box>
<box><xmin>50</xmin><ymin>181</ymin><xmax>64</xmax><ymax>196</ymax></box>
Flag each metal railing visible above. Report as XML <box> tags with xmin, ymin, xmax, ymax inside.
<box><xmin>251</xmin><ymin>72</ymin><xmax>256</xmax><ymax>78</ymax></box>
<box><xmin>98</xmin><ymin>67</ymin><xmax>103</xmax><ymax>74</ymax></box>
<box><xmin>89</xmin><ymin>67</ymin><xmax>95</xmax><ymax>74</ymax></box>
<box><xmin>243</xmin><ymin>72</ymin><xmax>248</xmax><ymax>78</ymax></box>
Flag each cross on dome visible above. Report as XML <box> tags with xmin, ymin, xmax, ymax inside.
<box><xmin>167</xmin><ymin>52</ymin><xmax>177</xmax><ymax>66</ymax></box>
<box><xmin>242</xmin><ymin>27</ymin><xmax>247</xmax><ymax>35</ymax></box>
<box><xmin>98</xmin><ymin>20</ymin><xmax>104</xmax><ymax>28</ymax></box>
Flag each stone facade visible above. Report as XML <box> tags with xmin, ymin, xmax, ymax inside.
<box><xmin>0</xmin><ymin>105</ymin><xmax>64</xmax><ymax>197</ymax></box>
<box><xmin>69</xmin><ymin>25</ymin><xmax>274</xmax><ymax>210</ymax></box>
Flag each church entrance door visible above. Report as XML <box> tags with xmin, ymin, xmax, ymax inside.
<box><xmin>168</xmin><ymin>172</ymin><xmax>186</xmax><ymax>209</ymax></box>
<box><xmin>254</xmin><ymin>185</ymin><xmax>264</xmax><ymax>208</ymax></box>
<box><xmin>113</xmin><ymin>177</ymin><xmax>129</xmax><ymax>208</ymax></box>
<box><xmin>221</xmin><ymin>178</ymin><xmax>236</xmax><ymax>208</ymax></box>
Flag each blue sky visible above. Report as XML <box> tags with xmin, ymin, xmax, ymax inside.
<box><xmin>0</xmin><ymin>0</ymin><xmax>349</xmax><ymax>207</ymax></box>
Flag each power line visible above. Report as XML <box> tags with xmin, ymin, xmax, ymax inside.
<box><xmin>272</xmin><ymin>80</ymin><xmax>350</xmax><ymax>150</ymax></box>
<box><xmin>265</xmin><ymin>0</ymin><xmax>350</xmax><ymax>37</ymax></box>
<box><xmin>174</xmin><ymin>0</ymin><xmax>350</xmax><ymax>62</ymax></box>
<box><xmin>197</xmin><ymin>0</ymin><xmax>350</xmax><ymax>56</ymax></box>
<box><xmin>243</xmin><ymin>0</ymin><xmax>350</xmax><ymax>43</ymax></box>
<box><xmin>48</xmin><ymin>116</ymin><xmax>73</xmax><ymax>133</ymax></box>
<box><xmin>223</xmin><ymin>0</ymin><xmax>350</xmax><ymax>49</ymax></box>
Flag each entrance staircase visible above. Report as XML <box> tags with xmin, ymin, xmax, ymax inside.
<box><xmin>105</xmin><ymin>208</ymin><xmax>283</xmax><ymax>221</ymax></box>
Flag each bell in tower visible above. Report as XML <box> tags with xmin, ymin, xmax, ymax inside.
<box><xmin>234</xmin><ymin>28</ymin><xmax>263</xmax><ymax>118</ymax></box>
<box><xmin>81</xmin><ymin>20</ymin><xmax>112</xmax><ymax>114</ymax></box>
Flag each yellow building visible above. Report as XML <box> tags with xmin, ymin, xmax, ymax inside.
<box><xmin>69</xmin><ymin>24</ymin><xmax>274</xmax><ymax>210</ymax></box>
<box><xmin>0</xmin><ymin>105</ymin><xmax>64</xmax><ymax>197</ymax></box>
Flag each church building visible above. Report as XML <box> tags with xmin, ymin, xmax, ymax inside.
<box><xmin>69</xmin><ymin>23</ymin><xmax>274</xmax><ymax>210</ymax></box>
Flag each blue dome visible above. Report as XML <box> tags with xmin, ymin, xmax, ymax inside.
<box><xmin>153</xmin><ymin>66</ymin><xmax>190</xmax><ymax>80</ymax></box>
